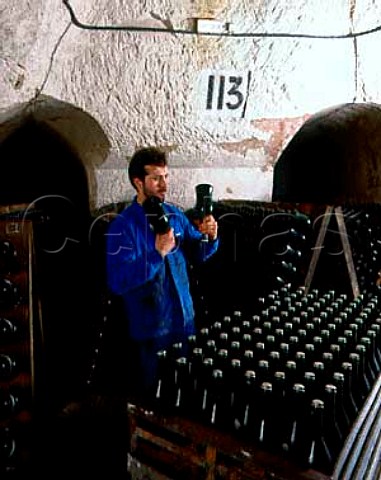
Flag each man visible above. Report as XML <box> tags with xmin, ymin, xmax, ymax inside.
<box><xmin>106</xmin><ymin>147</ymin><xmax>219</xmax><ymax>398</ymax></box>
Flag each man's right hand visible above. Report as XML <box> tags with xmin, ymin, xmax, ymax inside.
<box><xmin>155</xmin><ymin>228</ymin><xmax>176</xmax><ymax>257</ymax></box>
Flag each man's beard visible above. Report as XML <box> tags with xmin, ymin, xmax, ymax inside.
<box><xmin>144</xmin><ymin>187</ymin><xmax>165</xmax><ymax>202</ymax></box>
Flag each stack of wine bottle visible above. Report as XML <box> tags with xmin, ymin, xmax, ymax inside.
<box><xmin>0</xmin><ymin>222</ymin><xmax>41</xmax><ymax>477</ymax></box>
<box><xmin>342</xmin><ymin>204</ymin><xmax>381</xmax><ymax>291</ymax></box>
<box><xmin>191</xmin><ymin>201</ymin><xmax>381</xmax><ymax>327</ymax></box>
<box><xmin>190</xmin><ymin>201</ymin><xmax>316</xmax><ymax>319</ymax></box>
<box><xmin>0</xmin><ymin>238</ymin><xmax>24</xmax><ymax>474</ymax></box>
<box><xmin>151</xmin><ymin>285</ymin><xmax>381</xmax><ymax>475</ymax></box>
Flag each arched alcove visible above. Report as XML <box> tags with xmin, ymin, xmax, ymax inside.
<box><xmin>0</xmin><ymin>97</ymin><xmax>111</xmax><ymax>410</ymax></box>
<box><xmin>271</xmin><ymin>102</ymin><xmax>381</xmax><ymax>297</ymax></box>
<box><xmin>272</xmin><ymin>102</ymin><xmax>381</xmax><ymax>205</ymax></box>
<box><xmin>0</xmin><ymin>95</ymin><xmax>111</xmax><ymax>210</ymax></box>
<box><xmin>0</xmin><ymin>118</ymin><xmax>89</xmax><ymax>211</ymax></box>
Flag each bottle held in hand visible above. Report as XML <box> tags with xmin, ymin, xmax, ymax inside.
<box><xmin>142</xmin><ymin>196</ymin><xmax>171</xmax><ymax>234</ymax></box>
<box><xmin>194</xmin><ymin>184</ymin><xmax>214</xmax><ymax>242</ymax></box>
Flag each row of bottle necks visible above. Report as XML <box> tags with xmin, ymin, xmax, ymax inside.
<box><xmin>0</xmin><ymin>317</ymin><xmax>33</xmax><ymax>471</ymax></box>
<box><xmin>150</xmin><ymin>286</ymin><xmax>381</xmax><ymax>474</ymax></box>
<box><xmin>0</xmin><ymin>227</ymin><xmax>35</xmax><ymax>474</ymax></box>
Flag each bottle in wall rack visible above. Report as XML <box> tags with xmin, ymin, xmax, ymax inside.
<box><xmin>0</xmin><ymin>427</ymin><xmax>16</xmax><ymax>464</ymax></box>
<box><xmin>0</xmin><ymin>354</ymin><xmax>18</xmax><ymax>382</ymax></box>
<box><xmin>0</xmin><ymin>389</ymin><xmax>20</xmax><ymax>420</ymax></box>
<box><xmin>0</xmin><ymin>240</ymin><xmax>19</xmax><ymax>274</ymax></box>
<box><xmin>0</xmin><ymin>317</ymin><xmax>18</xmax><ymax>344</ymax></box>
<box><xmin>0</xmin><ymin>277</ymin><xmax>20</xmax><ymax>310</ymax></box>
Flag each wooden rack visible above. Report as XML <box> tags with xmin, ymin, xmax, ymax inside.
<box><xmin>127</xmin><ymin>403</ymin><xmax>331</xmax><ymax>480</ymax></box>
<box><xmin>127</xmin><ymin>374</ymin><xmax>381</xmax><ymax>479</ymax></box>
<box><xmin>304</xmin><ymin>206</ymin><xmax>360</xmax><ymax>298</ymax></box>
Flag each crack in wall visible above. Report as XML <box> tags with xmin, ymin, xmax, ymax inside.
<box><xmin>349</xmin><ymin>0</ymin><xmax>359</xmax><ymax>102</ymax></box>
<box><xmin>30</xmin><ymin>21</ymin><xmax>72</xmax><ymax>107</ymax></box>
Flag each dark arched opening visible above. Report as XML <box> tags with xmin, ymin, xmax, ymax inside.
<box><xmin>272</xmin><ymin>102</ymin><xmax>381</xmax><ymax>205</ymax></box>
<box><xmin>0</xmin><ymin>118</ymin><xmax>96</xmax><ymax>409</ymax></box>
<box><xmin>271</xmin><ymin>102</ymin><xmax>381</xmax><ymax>294</ymax></box>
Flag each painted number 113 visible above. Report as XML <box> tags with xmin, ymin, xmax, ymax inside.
<box><xmin>206</xmin><ymin>74</ymin><xmax>248</xmax><ymax>111</ymax></box>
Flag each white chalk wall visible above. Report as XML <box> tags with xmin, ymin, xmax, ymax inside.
<box><xmin>1</xmin><ymin>0</ymin><xmax>381</xmax><ymax>209</ymax></box>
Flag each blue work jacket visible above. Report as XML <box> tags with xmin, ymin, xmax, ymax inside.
<box><xmin>106</xmin><ymin>198</ymin><xmax>219</xmax><ymax>342</ymax></box>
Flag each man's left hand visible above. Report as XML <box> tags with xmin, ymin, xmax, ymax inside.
<box><xmin>198</xmin><ymin>215</ymin><xmax>218</xmax><ymax>241</ymax></box>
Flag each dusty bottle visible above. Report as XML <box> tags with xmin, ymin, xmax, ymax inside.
<box><xmin>302</xmin><ymin>399</ymin><xmax>333</xmax><ymax>474</ymax></box>
<box><xmin>189</xmin><ymin>347</ymin><xmax>204</xmax><ymax>394</ymax></box>
<box><xmin>154</xmin><ymin>349</ymin><xmax>174</xmax><ymax>409</ymax></box>
<box><xmin>271</xmin><ymin>370</ymin><xmax>287</xmax><ymax>452</ymax></box>
<box><xmin>196</xmin><ymin>357</ymin><xmax>215</xmax><ymax>421</ymax></box>
<box><xmin>331</xmin><ymin>372</ymin><xmax>351</xmax><ymax>437</ymax></box>
<box><xmin>281</xmin><ymin>383</ymin><xmax>308</xmax><ymax>458</ymax></box>
<box><xmin>323</xmin><ymin>383</ymin><xmax>343</xmax><ymax>459</ymax></box>
<box><xmin>173</xmin><ymin>357</ymin><xmax>193</xmax><ymax>411</ymax></box>
<box><xmin>348</xmin><ymin>351</ymin><xmax>369</xmax><ymax>408</ymax></box>
<box><xmin>255</xmin><ymin>381</ymin><xmax>277</xmax><ymax>451</ymax></box>
<box><xmin>239</xmin><ymin>370</ymin><xmax>258</xmax><ymax>434</ymax></box>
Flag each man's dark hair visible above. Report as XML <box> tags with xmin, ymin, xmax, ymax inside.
<box><xmin>128</xmin><ymin>147</ymin><xmax>167</xmax><ymax>189</ymax></box>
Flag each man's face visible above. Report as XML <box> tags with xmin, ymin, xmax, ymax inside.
<box><xmin>138</xmin><ymin>164</ymin><xmax>169</xmax><ymax>202</ymax></box>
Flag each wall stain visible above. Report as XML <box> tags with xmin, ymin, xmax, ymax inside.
<box><xmin>195</xmin><ymin>0</ymin><xmax>227</xmax><ymax>18</ymax></box>
<box><xmin>194</xmin><ymin>0</ymin><xmax>229</xmax><ymax>68</ymax></box>
<box><xmin>220</xmin><ymin>114</ymin><xmax>311</xmax><ymax>168</ymax></box>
